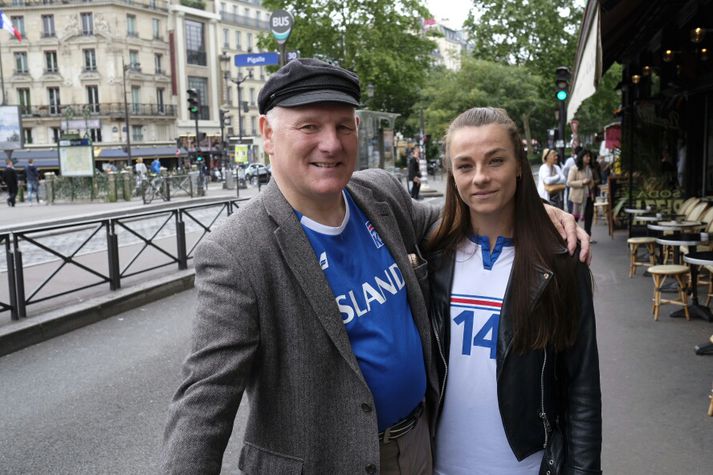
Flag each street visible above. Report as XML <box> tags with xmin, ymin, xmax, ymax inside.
<box><xmin>0</xmin><ymin>214</ymin><xmax>712</xmax><ymax>474</ymax></box>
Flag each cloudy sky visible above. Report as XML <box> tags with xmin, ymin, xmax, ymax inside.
<box><xmin>425</xmin><ymin>0</ymin><xmax>473</xmax><ymax>29</ymax></box>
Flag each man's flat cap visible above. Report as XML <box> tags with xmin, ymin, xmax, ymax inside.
<box><xmin>258</xmin><ymin>58</ymin><xmax>361</xmax><ymax>114</ymax></box>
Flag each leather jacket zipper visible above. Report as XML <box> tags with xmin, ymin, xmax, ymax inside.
<box><xmin>432</xmin><ymin>318</ymin><xmax>448</xmax><ymax>411</ymax></box>
<box><xmin>539</xmin><ymin>349</ymin><xmax>551</xmax><ymax>448</ymax></box>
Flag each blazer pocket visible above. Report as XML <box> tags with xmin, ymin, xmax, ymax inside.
<box><xmin>239</xmin><ymin>442</ymin><xmax>304</xmax><ymax>474</ymax></box>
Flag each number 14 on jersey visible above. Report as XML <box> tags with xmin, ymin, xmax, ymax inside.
<box><xmin>453</xmin><ymin>311</ymin><xmax>499</xmax><ymax>359</ymax></box>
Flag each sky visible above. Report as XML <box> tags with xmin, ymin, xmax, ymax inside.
<box><xmin>425</xmin><ymin>0</ymin><xmax>474</xmax><ymax>30</ymax></box>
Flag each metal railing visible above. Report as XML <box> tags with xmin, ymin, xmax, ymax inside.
<box><xmin>220</xmin><ymin>12</ymin><xmax>269</xmax><ymax>30</ymax></box>
<box><xmin>20</xmin><ymin>103</ymin><xmax>177</xmax><ymax>119</ymax></box>
<box><xmin>0</xmin><ymin>198</ymin><xmax>243</xmax><ymax>321</ymax></box>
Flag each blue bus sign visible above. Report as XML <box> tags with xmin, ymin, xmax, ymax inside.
<box><xmin>234</xmin><ymin>52</ymin><xmax>280</xmax><ymax>67</ymax></box>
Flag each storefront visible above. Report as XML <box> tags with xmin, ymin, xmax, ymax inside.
<box><xmin>569</xmin><ymin>0</ymin><xmax>713</xmax><ymax>215</ymax></box>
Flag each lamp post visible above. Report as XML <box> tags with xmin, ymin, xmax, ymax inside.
<box><xmin>122</xmin><ymin>58</ymin><xmax>138</xmax><ymax>164</ymax></box>
<box><xmin>226</xmin><ymin>69</ymin><xmax>253</xmax><ymax>143</ymax></box>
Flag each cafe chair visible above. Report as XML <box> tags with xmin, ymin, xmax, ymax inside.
<box><xmin>627</xmin><ymin>236</ymin><xmax>657</xmax><ymax>277</ymax></box>
<box><xmin>679</xmin><ymin>197</ymin><xmax>701</xmax><ymax>216</ymax></box>
<box><xmin>648</xmin><ymin>264</ymin><xmax>690</xmax><ymax>321</ymax></box>
<box><xmin>708</xmin><ymin>385</ymin><xmax>713</xmax><ymax>417</ymax></box>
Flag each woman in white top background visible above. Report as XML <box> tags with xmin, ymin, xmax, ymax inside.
<box><xmin>537</xmin><ymin>148</ymin><xmax>566</xmax><ymax>209</ymax></box>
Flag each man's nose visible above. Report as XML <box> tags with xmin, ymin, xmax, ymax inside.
<box><xmin>318</xmin><ymin>126</ymin><xmax>343</xmax><ymax>153</ymax></box>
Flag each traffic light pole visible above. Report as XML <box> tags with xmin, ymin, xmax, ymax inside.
<box><xmin>558</xmin><ymin>100</ymin><xmax>566</xmax><ymax>163</ymax></box>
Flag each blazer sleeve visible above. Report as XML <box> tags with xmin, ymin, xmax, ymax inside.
<box><xmin>562</xmin><ymin>263</ymin><xmax>602</xmax><ymax>474</ymax></box>
<box><xmin>160</xmin><ymin>237</ymin><xmax>260</xmax><ymax>474</ymax></box>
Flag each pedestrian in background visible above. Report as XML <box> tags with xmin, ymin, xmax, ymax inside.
<box><xmin>160</xmin><ymin>59</ymin><xmax>586</xmax><ymax>474</ymax></box>
<box><xmin>537</xmin><ymin>148</ymin><xmax>566</xmax><ymax>209</ymax></box>
<box><xmin>568</xmin><ymin>148</ymin><xmax>596</xmax><ymax>240</ymax></box>
<box><xmin>25</xmin><ymin>159</ymin><xmax>39</xmax><ymax>205</ymax></box>
<box><xmin>4</xmin><ymin>160</ymin><xmax>18</xmax><ymax>207</ymax></box>
<box><xmin>408</xmin><ymin>147</ymin><xmax>422</xmax><ymax>200</ymax></box>
<box><xmin>561</xmin><ymin>146</ymin><xmax>580</xmax><ymax>213</ymax></box>
<box><xmin>151</xmin><ymin>158</ymin><xmax>161</xmax><ymax>175</ymax></box>
<box><xmin>134</xmin><ymin>158</ymin><xmax>147</xmax><ymax>193</ymax></box>
<box><xmin>427</xmin><ymin>107</ymin><xmax>601</xmax><ymax>475</ymax></box>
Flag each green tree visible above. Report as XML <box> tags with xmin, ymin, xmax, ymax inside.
<box><xmin>259</xmin><ymin>0</ymin><xmax>436</xmax><ymax>123</ymax></box>
<box><xmin>463</xmin><ymin>0</ymin><xmax>582</xmax><ymax>79</ymax></box>
<box><xmin>418</xmin><ymin>58</ymin><xmax>550</xmax><ymax>160</ymax></box>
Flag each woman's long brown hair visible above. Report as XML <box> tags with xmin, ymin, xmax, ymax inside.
<box><xmin>428</xmin><ymin>107</ymin><xmax>581</xmax><ymax>352</ymax></box>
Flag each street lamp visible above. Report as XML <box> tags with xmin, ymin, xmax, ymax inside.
<box><xmin>225</xmin><ymin>69</ymin><xmax>253</xmax><ymax>142</ymax></box>
<box><xmin>122</xmin><ymin>58</ymin><xmax>139</xmax><ymax>164</ymax></box>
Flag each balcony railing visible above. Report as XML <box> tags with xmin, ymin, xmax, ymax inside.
<box><xmin>220</xmin><ymin>12</ymin><xmax>269</xmax><ymax>30</ymax></box>
<box><xmin>186</xmin><ymin>50</ymin><xmax>207</xmax><ymax>66</ymax></box>
<box><xmin>19</xmin><ymin>103</ymin><xmax>177</xmax><ymax>118</ymax></box>
<box><xmin>0</xmin><ymin>0</ymin><xmax>170</xmax><ymax>12</ymax></box>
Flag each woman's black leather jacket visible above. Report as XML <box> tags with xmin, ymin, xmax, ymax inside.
<box><xmin>428</xmin><ymin>247</ymin><xmax>602</xmax><ymax>475</ymax></box>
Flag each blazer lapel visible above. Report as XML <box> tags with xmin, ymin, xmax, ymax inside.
<box><xmin>261</xmin><ymin>181</ymin><xmax>365</xmax><ymax>381</ymax></box>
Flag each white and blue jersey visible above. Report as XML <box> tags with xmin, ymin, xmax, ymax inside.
<box><xmin>435</xmin><ymin>235</ymin><xmax>543</xmax><ymax>475</ymax></box>
<box><xmin>297</xmin><ymin>190</ymin><xmax>426</xmax><ymax>431</ymax></box>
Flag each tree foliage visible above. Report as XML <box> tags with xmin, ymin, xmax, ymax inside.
<box><xmin>464</xmin><ymin>0</ymin><xmax>583</xmax><ymax>79</ymax></box>
<box><xmin>418</xmin><ymin>57</ymin><xmax>550</xmax><ymax>157</ymax></box>
<box><xmin>259</xmin><ymin>0</ymin><xmax>436</xmax><ymax>123</ymax></box>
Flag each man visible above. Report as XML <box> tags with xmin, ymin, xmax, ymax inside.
<box><xmin>408</xmin><ymin>147</ymin><xmax>422</xmax><ymax>200</ymax></box>
<box><xmin>161</xmin><ymin>58</ymin><xmax>587</xmax><ymax>474</ymax></box>
<box><xmin>151</xmin><ymin>157</ymin><xmax>162</xmax><ymax>175</ymax></box>
<box><xmin>4</xmin><ymin>160</ymin><xmax>18</xmax><ymax>207</ymax></box>
<box><xmin>25</xmin><ymin>159</ymin><xmax>39</xmax><ymax>205</ymax></box>
<box><xmin>134</xmin><ymin>158</ymin><xmax>147</xmax><ymax>193</ymax></box>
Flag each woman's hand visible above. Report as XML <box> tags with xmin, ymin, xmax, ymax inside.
<box><xmin>543</xmin><ymin>204</ymin><xmax>591</xmax><ymax>263</ymax></box>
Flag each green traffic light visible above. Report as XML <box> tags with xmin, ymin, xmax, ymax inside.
<box><xmin>556</xmin><ymin>90</ymin><xmax>568</xmax><ymax>101</ymax></box>
<box><xmin>190</xmin><ymin>106</ymin><xmax>198</xmax><ymax>113</ymax></box>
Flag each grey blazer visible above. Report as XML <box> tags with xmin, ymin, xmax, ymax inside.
<box><xmin>161</xmin><ymin>169</ymin><xmax>440</xmax><ymax>474</ymax></box>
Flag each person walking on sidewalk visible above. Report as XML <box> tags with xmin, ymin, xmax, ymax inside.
<box><xmin>25</xmin><ymin>159</ymin><xmax>39</xmax><ymax>205</ymax></box>
<box><xmin>3</xmin><ymin>160</ymin><xmax>18</xmax><ymax>207</ymax></box>
<box><xmin>160</xmin><ymin>59</ymin><xmax>587</xmax><ymax>475</ymax></box>
<box><xmin>408</xmin><ymin>148</ymin><xmax>422</xmax><ymax>200</ymax></box>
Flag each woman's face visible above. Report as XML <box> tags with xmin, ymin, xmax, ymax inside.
<box><xmin>547</xmin><ymin>150</ymin><xmax>557</xmax><ymax>165</ymax></box>
<box><xmin>450</xmin><ymin>123</ymin><xmax>520</xmax><ymax>226</ymax></box>
<box><xmin>583</xmin><ymin>153</ymin><xmax>591</xmax><ymax>165</ymax></box>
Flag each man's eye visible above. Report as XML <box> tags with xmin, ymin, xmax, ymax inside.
<box><xmin>300</xmin><ymin>124</ymin><xmax>318</xmax><ymax>131</ymax></box>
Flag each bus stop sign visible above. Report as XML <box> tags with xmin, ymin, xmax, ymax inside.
<box><xmin>270</xmin><ymin>9</ymin><xmax>293</xmax><ymax>45</ymax></box>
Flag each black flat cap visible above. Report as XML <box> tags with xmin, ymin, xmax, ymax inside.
<box><xmin>258</xmin><ymin>58</ymin><xmax>361</xmax><ymax>114</ymax></box>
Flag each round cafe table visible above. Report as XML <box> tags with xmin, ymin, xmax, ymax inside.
<box><xmin>624</xmin><ymin>208</ymin><xmax>650</xmax><ymax>215</ymax></box>
<box><xmin>683</xmin><ymin>251</ymin><xmax>713</xmax><ymax>323</ymax></box>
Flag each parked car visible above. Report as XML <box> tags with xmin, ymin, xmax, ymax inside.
<box><xmin>245</xmin><ymin>163</ymin><xmax>271</xmax><ymax>184</ymax></box>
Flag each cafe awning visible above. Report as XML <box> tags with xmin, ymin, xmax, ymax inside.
<box><xmin>567</xmin><ymin>3</ymin><xmax>603</xmax><ymax>120</ymax></box>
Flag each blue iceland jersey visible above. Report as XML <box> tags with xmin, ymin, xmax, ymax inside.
<box><xmin>297</xmin><ymin>191</ymin><xmax>426</xmax><ymax>431</ymax></box>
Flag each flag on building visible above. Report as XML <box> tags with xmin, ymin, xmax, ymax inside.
<box><xmin>0</xmin><ymin>10</ymin><xmax>22</xmax><ymax>42</ymax></box>
<box><xmin>422</xmin><ymin>18</ymin><xmax>437</xmax><ymax>28</ymax></box>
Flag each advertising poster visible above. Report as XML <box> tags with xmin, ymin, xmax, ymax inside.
<box><xmin>59</xmin><ymin>140</ymin><xmax>95</xmax><ymax>176</ymax></box>
<box><xmin>0</xmin><ymin>106</ymin><xmax>22</xmax><ymax>150</ymax></box>
<box><xmin>234</xmin><ymin>144</ymin><xmax>249</xmax><ymax>164</ymax></box>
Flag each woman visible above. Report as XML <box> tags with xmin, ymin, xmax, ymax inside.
<box><xmin>537</xmin><ymin>148</ymin><xmax>566</xmax><ymax>209</ymax></box>
<box><xmin>428</xmin><ymin>107</ymin><xmax>601</xmax><ymax>475</ymax></box>
<box><xmin>568</xmin><ymin>148</ymin><xmax>596</xmax><ymax>237</ymax></box>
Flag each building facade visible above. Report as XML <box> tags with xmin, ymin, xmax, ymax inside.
<box><xmin>0</xmin><ymin>0</ymin><xmax>271</xmax><ymax>166</ymax></box>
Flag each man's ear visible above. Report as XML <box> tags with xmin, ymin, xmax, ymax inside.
<box><xmin>260</xmin><ymin>115</ymin><xmax>274</xmax><ymax>155</ymax></box>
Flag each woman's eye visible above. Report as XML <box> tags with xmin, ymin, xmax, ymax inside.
<box><xmin>490</xmin><ymin>158</ymin><xmax>504</xmax><ymax>165</ymax></box>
